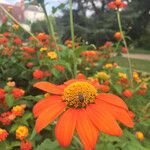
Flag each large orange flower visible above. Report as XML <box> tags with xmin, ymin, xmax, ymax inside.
<box><xmin>33</xmin><ymin>77</ymin><xmax>134</xmax><ymax>150</ymax></box>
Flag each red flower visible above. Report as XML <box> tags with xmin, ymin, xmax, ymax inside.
<box><xmin>122</xmin><ymin>47</ymin><xmax>127</xmax><ymax>54</ymax></box>
<box><xmin>33</xmin><ymin>69</ymin><xmax>44</xmax><ymax>79</ymax></box>
<box><xmin>43</xmin><ymin>71</ymin><xmax>52</xmax><ymax>77</ymax></box>
<box><xmin>22</xmin><ymin>47</ymin><xmax>35</xmax><ymax>53</ymax></box>
<box><xmin>0</xmin><ymin>112</ymin><xmax>15</xmax><ymax>125</ymax></box>
<box><xmin>37</xmin><ymin>33</ymin><xmax>48</xmax><ymax>41</ymax></box>
<box><xmin>14</xmin><ymin>37</ymin><xmax>22</xmax><ymax>45</ymax></box>
<box><xmin>20</xmin><ymin>140</ymin><xmax>32</xmax><ymax>150</ymax></box>
<box><xmin>26</xmin><ymin>62</ymin><xmax>33</xmax><ymax>68</ymax></box>
<box><xmin>0</xmin><ymin>88</ymin><xmax>5</xmax><ymax>102</ymax></box>
<box><xmin>122</xmin><ymin>89</ymin><xmax>133</xmax><ymax>98</ymax></box>
<box><xmin>0</xmin><ymin>37</ymin><xmax>8</xmax><ymax>44</ymax></box>
<box><xmin>54</xmin><ymin>65</ymin><xmax>65</xmax><ymax>72</ymax></box>
<box><xmin>33</xmin><ymin>77</ymin><xmax>134</xmax><ymax>150</ymax></box>
<box><xmin>0</xmin><ymin>128</ymin><xmax>8</xmax><ymax>141</ymax></box>
<box><xmin>12</xmin><ymin>88</ymin><xmax>25</xmax><ymax>99</ymax></box>
<box><xmin>108</xmin><ymin>0</ymin><xmax>127</xmax><ymax>9</ymax></box>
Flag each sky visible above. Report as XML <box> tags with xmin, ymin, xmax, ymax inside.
<box><xmin>0</xmin><ymin>0</ymin><xmax>67</xmax><ymax>15</ymax></box>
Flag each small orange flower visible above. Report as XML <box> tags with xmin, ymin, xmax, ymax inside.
<box><xmin>7</xmin><ymin>81</ymin><xmax>16</xmax><ymax>87</ymax></box>
<box><xmin>20</xmin><ymin>140</ymin><xmax>32</xmax><ymax>150</ymax></box>
<box><xmin>114</xmin><ymin>32</ymin><xmax>122</xmax><ymax>40</ymax></box>
<box><xmin>0</xmin><ymin>128</ymin><xmax>8</xmax><ymax>141</ymax></box>
<box><xmin>33</xmin><ymin>76</ymin><xmax>134</xmax><ymax>150</ymax></box>
<box><xmin>11</xmin><ymin>105</ymin><xmax>26</xmax><ymax>117</ymax></box>
<box><xmin>16</xmin><ymin>126</ymin><xmax>29</xmax><ymax>140</ymax></box>
<box><xmin>108</xmin><ymin>0</ymin><xmax>127</xmax><ymax>9</ymax></box>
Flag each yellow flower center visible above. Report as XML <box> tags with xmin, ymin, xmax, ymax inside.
<box><xmin>63</xmin><ymin>81</ymin><xmax>97</xmax><ymax>108</ymax></box>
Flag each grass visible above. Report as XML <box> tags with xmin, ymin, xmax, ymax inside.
<box><xmin>114</xmin><ymin>57</ymin><xmax>150</xmax><ymax>73</ymax></box>
<box><xmin>129</xmin><ymin>48</ymin><xmax>150</xmax><ymax>54</ymax></box>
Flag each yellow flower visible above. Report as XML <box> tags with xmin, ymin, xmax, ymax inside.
<box><xmin>95</xmin><ymin>71</ymin><xmax>110</xmax><ymax>80</ymax></box>
<box><xmin>135</xmin><ymin>131</ymin><xmax>144</xmax><ymax>141</ymax></box>
<box><xmin>118</xmin><ymin>72</ymin><xmax>127</xmax><ymax>78</ymax></box>
<box><xmin>11</xmin><ymin>105</ymin><xmax>26</xmax><ymax>117</ymax></box>
<box><xmin>133</xmin><ymin>72</ymin><xmax>139</xmax><ymax>79</ymax></box>
<box><xmin>47</xmin><ymin>52</ymin><xmax>57</xmax><ymax>59</ymax></box>
<box><xmin>104</xmin><ymin>63</ymin><xmax>113</xmax><ymax>69</ymax></box>
<box><xmin>16</xmin><ymin>126</ymin><xmax>29</xmax><ymax>140</ymax></box>
<box><xmin>40</xmin><ymin>47</ymin><xmax>47</xmax><ymax>52</ymax></box>
<box><xmin>12</xmin><ymin>24</ymin><xmax>19</xmax><ymax>30</ymax></box>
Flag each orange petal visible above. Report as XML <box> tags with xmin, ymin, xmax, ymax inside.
<box><xmin>35</xmin><ymin>101</ymin><xmax>66</xmax><ymax>133</ymax></box>
<box><xmin>33</xmin><ymin>96</ymin><xmax>62</xmax><ymax>118</ymax></box>
<box><xmin>86</xmin><ymin>104</ymin><xmax>122</xmax><ymax>136</ymax></box>
<box><xmin>34</xmin><ymin>82</ymin><xmax>63</xmax><ymax>95</ymax></box>
<box><xmin>55</xmin><ymin>108</ymin><xmax>77</xmax><ymax>147</ymax></box>
<box><xmin>76</xmin><ymin>109</ymin><xmax>99</xmax><ymax>150</ymax></box>
<box><xmin>97</xmin><ymin>93</ymin><xmax>128</xmax><ymax>110</ymax></box>
<box><xmin>97</xmin><ymin>101</ymin><xmax>134</xmax><ymax>128</ymax></box>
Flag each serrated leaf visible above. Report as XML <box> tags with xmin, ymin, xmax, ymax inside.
<box><xmin>36</xmin><ymin>139</ymin><xmax>59</xmax><ymax>150</ymax></box>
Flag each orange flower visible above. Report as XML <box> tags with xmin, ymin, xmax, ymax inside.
<box><xmin>7</xmin><ymin>81</ymin><xmax>16</xmax><ymax>87</ymax></box>
<box><xmin>122</xmin><ymin>89</ymin><xmax>133</xmax><ymax>98</ymax></box>
<box><xmin>12</xmin><ymin>88</ymin><xmax>25</xmax><ymax>100</ymax></box>
<box><xmin>33</xmin><ymin>77</ymin><xmax>134</xmax><ymax>150</ymax></box>
<box><xmin>11</xmin><ymin>105</ymin><xmax>26</xmax><ymax>117</ymax></box>
<box><xmin>0</xmin><ymin>128</ymin><xmax>8</xmax><ymax>141</ymax></box>
<box><xmin>135</xmin><ymin>131</ymin><xmax>144</xmax><ymax>141</ymax></box>
<box><xmin>33</xmin><ymin>69</ymin><xmax>44</xmax><ymax>79</ymax></box>
<box><xmin>114</xmin><ymin>32</ymin><xmax>122</xmax><ymax>40</ymax></box>
<box><xmin>108</xmin><ymin>0</ymin><xmax>127</xmax><ymax>9</ymax></box>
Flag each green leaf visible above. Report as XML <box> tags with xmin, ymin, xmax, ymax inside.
<box><xmin>36</xmin><ymin>139</ymin><xmax>60</xmax><ymax>150</ymax></box>
<box><xmin>5</xmin><ymin>93</ymin><xmax>14</xmax><ymax>107</ymax></box>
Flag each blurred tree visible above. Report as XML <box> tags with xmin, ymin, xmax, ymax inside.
<box><xmin>56</xmin><ymin>0</ymin><xmax>150</xmax><ymax>47</ymax></box>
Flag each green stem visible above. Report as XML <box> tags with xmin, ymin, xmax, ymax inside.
<box><xmin>0</xmin><ymin>5</ymin><xmax>39</xmax><ymax>42</ymax></box>
<box><xmin>117</xmin><ymin>10</ymin><xmax>133</xmax><ymax>87</ymax></box>
<box><xmin>40</xmin><ymin>3</ymin><xmax>57</xmax><ymax>50</ymax></box>
<box><xmin>29</xmin><ymin>128</ymin><xmax>36</xmax><ymax>141</ymax></box>
<box><xmin>69</xmin><ymin>0</ymin><xmax>77</xmax><ymax>78</ymax></box>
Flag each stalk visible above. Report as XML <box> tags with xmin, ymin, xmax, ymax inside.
<box><xmin>117</xmin><ymin>10</ymin><xmax>133</xmax><ymax>87</ymax></box>
<box><xmin>69</xmin><ymin>0</ymin><xmax>77</xmax><ymax>78</ymax></box>
<box><xmin>40</xmin><ymin>2</ymin><xmax>57</xmax><ymax>50</ymax></box>
<box><xmin>0</xmin><ymin>5</ymin><xmax>39</xmax><ymax>42</ymax></box>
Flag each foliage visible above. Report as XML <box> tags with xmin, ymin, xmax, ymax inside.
<box><xmin>0</xmin><ymin>0</ymin><xmax>150</xmax><ymax>150</ymax></box>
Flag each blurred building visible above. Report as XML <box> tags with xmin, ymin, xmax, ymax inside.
<box><xmin>0</xmin><ymin>0</ymin><xmax>45</xmax><ymax>31</ymax></box>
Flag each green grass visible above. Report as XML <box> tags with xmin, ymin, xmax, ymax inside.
<box><xmin>114</xmin><ymin>57</ymin><xmax>150</xmax><ymax>73</ymax></box>
<box><xmin>129</xmin><ymin>48</ymin><xmax>150</xmax><ymax>54</ymax></box>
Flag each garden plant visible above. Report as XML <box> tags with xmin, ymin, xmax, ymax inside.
<box><xmin>0</xmin><ymin>0</ymin><xmax>150</xmax><ymax>150</ymax></box>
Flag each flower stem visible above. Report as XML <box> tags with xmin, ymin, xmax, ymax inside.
<box><xmin>117</xmin><ymin>10</ymin><xmax>133</xmax><ymax>87</ymax></box>
<box><xmin>0</xmin><ymin>5</ymin><xmax>39</xmax><ymax>42</ymax></box>
<box><xmin>40</xmin><ymin>3</ymin><xmax>57</xmax><ymax>50</ymax></box>
<box><xmin>69</xmin><ymin>0</ymin><xmax>77</xmax><ymax>78</ymax></box>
